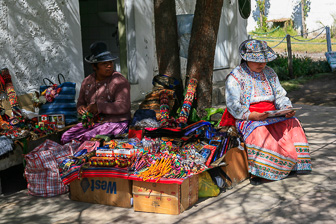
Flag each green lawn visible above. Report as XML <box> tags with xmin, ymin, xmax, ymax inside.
<box><xmin>249</xmin><ymin>28</ymin><xmax>336</xmax><ymax>53</ymax></box>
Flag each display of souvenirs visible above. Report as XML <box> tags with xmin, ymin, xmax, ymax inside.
<box><xmin>59</xmin><ymin>128</ymin><xmax>240</xmax><ymax>182</ymax></box>
<box><xmin>49</xmin><ymin>114</ymin><xmax>65</xmax><ymax>129</ymax></box>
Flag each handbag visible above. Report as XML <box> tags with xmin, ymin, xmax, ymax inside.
<box><xmin>24</xmin><ymin>139</ymin><xmax>81</xmax><ymax>197</ymax></box>
<box><xmin>39</xmin><ymin>73</ymin><xmax>77</xmax><ymax>125</ymax></box>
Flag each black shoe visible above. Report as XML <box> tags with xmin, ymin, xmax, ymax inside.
<box><xmin>250</xmin><ymin>177</ymin><xmax>263</xmax><ymax>186</ymax></box>
<box><xmin>288</xmin><ymin>171</ymin><xmax>297</xmax><ymax>176</ymax></box>
<box><xmin>296</xmin><ymin>170</ymin><xmax>311</xmax><ymax>175</ymax></box>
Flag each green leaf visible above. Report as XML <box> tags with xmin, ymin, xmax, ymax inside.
<box><xmin>189</xmin><ymin>108</ymin><xmax>200</xmax><ymax>123</ymax></box>
<box><xmin>201</xmin><ymin>108</ymin><xmax>224</xmax><ymax>121</ymax></box>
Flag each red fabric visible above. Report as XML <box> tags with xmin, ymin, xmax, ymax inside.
<box><xmin>249</xmin><ymin>101</ymin><xmax>276</xmax><ymax>113</ymax></box>
<box><xmin>128</xmin><ymin>128</ymin><xmax>143</xmax><ymax>140</ymax></box>
<box><xmin>219</xmin><ymin>101</ymin><xmax>276</xmax><ymax>126</ymax></box>
<box><xmin>219</xmin><ymin>109</ymin><xmax>236</xmax><ymax>126</ymax></box>
<box><xmin>61</xmin><ymin>166</ymin><xmax>186</xmax><ymax>185</ymax></box>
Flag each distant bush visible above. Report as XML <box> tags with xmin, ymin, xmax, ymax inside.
<box><xmin>268</xmin><ymin>55</ymin><xmax>330</xmax><ymax>80</ymax></box>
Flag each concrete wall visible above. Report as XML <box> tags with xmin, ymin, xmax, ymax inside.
<box><xmin>247</xmin><ymin>0</ymin><xmax>336</xmax><ymax>34</ymax></box>
<box><xmin>0</xmin><ymin>0</ymin><xmax>84</xmax><ymax>97</ymax></box>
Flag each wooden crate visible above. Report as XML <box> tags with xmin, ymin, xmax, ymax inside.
<box><xmin>133</xmin><ymin>175</ymin><xmax>198</xmax><ymax>215</ymax></box>
<box><xmin>221</xmin><ymin>143</ymin><xmax>249</xmax><ymax>188</ymax></box>
<box><xmin>69</xmin><ymin>177</ymin><xmax>132</xmax><ymax>208</ymax></box>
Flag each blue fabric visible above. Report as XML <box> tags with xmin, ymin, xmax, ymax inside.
<box><xmin>131</xmin><ymin>109</ymin><xmax>157</xmax><ymax>126</ymax></box>
<box><xmin>39</xmin><ymin>82</ymin><xmax>77</xmax><ymax>125</ymax></box>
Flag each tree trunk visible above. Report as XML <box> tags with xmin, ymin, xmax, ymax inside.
<box><xmin>301</xmin><ymin>0</ymin><xmax>307</xmax><ymax>38</ymax></box>
<box><xmin>186</xmin><ymin>0</ymin><xmax>223</xmax><ymax>118</ymax></box>
<box><xmin>154</xmin><ymin>0</ymin><xmax>183</xmax><ymax>102</ymax></box>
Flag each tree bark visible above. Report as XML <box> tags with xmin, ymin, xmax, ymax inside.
<box><xmin>154</xmin><ymin>0</ymin><xmax>183</xmax><ymax>102</ymax></box>
<box><xmin>186</xmin><ymin>0</ymin><xmax>223</xmax><ymax>118</ymax></box>
<box><xmin>301</xmin><ymin>0</ymin><xmax>307</xmax><ymax>38</ymax></box>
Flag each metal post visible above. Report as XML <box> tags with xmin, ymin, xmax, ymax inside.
<box><xmin>286</xmin><ymin>34</ymin><xmax>294</xmax><ymax>79</ymax></box>
<box><xmin>326</xmin><ymin>26</ymin><xmax>332</xmax><ymax>52</ymax></box>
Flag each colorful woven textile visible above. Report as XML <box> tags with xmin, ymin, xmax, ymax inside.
<box><xmin>0</xmin><ymin>68</ymin><xmax>22</xmax><ymax>117</ymax></box>
<box><xmin>236</xmin><ymin>117</ymin><xmax>289</xmax><ymax>140</ymax></box>
<box><xmin>159</xmin><ymin>89</ymin><xmax>170</xmax><ymax>127</ymax></box>
<box><xmin>178</xmin><ymin>78</ymin><xmax>198</xmax><ymax>125</ymax></box>
<box><xmin>245</xmin><ymin>118</ymin><xmax>312</xmax><ymax>180</ymax></box>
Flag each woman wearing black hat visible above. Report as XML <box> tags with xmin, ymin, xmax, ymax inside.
<box><xmin>61</xmin><ymin>42</ymin><xmax>131</xmax><ymax>144</ymax></box>
<box><xmin>220</xmin><ymin>39</ymin><xmax>312</xmax><ymax>185</ymax></box>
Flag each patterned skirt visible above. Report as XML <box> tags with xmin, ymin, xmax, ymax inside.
<box><xmin>239</xmin><ymin>118</ymin><xmax>312</xmax><ymax>180</ymax></box>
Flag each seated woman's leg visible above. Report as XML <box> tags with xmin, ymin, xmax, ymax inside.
<box><xmin>245</xmin><ymin>118</ymin><xmax>312</xmax><ymax>181</ymax></box>
<box><xmin>285</xmin><ymin>118</ymin><xmax>312</xmax><ymax>172</ymax></box>
<box><xmin>61</xmin><ymin>122</ymin><xmax>97</xmax><ymax>144</ymax></box>
<box><xmin>245</xmin><ymin>122</ymin><xmax>298</xmax><ymax>180</ymax></box>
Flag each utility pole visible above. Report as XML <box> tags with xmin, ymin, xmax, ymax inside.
<box><xmin>286</xmin><ymin>35</ymin><xmax>294</xmax><ymax>79</ymax></box>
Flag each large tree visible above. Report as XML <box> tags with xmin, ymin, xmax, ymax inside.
<box><xmin>186</xmin><ymin>0</ymin><xmax>224</xmax><ymax>118</ymax></box>
<box><xmin>154</xmin><ymin>0</ymin><xmax>183</xmax><ymax>102</ymax></box>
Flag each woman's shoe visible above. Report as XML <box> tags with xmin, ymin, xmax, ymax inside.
<box><xmin>250</xmin><ymin>177</ymin><xmax>263</xmax><ymax>185</ymax></box>
<box><xmin>296</xmin><ymin>170</ymin><xmax>311</xmax><ymax>175</ymax></box>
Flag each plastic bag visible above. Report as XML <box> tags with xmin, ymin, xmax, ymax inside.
<box><xmin>198</xmin><ymin>171</ymin><xmax>220</xmax><ymax>197</ymax></box>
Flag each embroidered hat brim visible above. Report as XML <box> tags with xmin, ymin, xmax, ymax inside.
<box><xmin>239</xmin><ymin>39</ymin><xmax>277</xmax><ymax>63</ymax></box>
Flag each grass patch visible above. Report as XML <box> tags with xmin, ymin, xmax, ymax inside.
<box><xmin>249</xmin><ymin>27</ymin><xmax>336</xmax><ymax>53</ymax></box>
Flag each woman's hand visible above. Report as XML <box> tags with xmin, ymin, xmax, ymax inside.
<box><xmin>87</xmin><ymin>103</ymin><xmax>98</xmax><ymax>115</ymax></box>
<box><xmin>248</xmin><ymin>111</ymin><xmax>269</xmax><ymax>121</ymax></box>
<box><xmin>285</xmin><ymin>110</ymin><xmax>296</xmax><ymax>118</ymax></box>
<box><xmin>77</xmin><ymin>105</ymin><xmax>87</xmax><ymax>115</ymax></box>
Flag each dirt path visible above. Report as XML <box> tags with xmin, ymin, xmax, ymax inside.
<box><xmin>287</xmin><ymin>72</ymin><xmax>336</xmax><ymax>106</ymax></box>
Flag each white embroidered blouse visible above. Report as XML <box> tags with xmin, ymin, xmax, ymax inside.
<box><xmin>225</xmin><ymin>63</ymin><xmax>292</xmax><ymax>120</ymax></box>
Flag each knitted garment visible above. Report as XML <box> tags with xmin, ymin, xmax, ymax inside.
<box><xmin>0</xmin><ymin>68</ymin><xmax>22</xmax><ymax>117</ymax></box>
<box><xmin>159</xmin><ymin>89</ymin><xmax>170</xmax><ymax>127</ymax></box>
<box><xmin>178</xmin><ymin>78</ymin><xmax>198</xmax><ymax>125</ymax></box>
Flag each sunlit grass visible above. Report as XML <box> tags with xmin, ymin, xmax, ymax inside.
<box><xmin>249</xmin><ymin>27</ymin><xmax>336</xmax><ymax>53</ymax></box>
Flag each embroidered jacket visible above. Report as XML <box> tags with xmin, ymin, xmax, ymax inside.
<box><xmin>225</xmin><ymin>62</ymin><xmax>292</xmax><ymax>120</ymax></box>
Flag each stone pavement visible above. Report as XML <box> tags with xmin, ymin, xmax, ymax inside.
<box><xmin>0</xmin><ymin>103</ymin><xmax>335</xmax><ymax>224</ymax></box>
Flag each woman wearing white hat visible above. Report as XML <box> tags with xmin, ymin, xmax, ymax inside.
<box><xmin>61</xmin><ymin>42</ymin><xmax>131</xmax><ymax>144</ymax></box>
<box><xmin>220</xmin><ymin>39</ymin><xmax>312</xmax><ymax>185</ymax></box>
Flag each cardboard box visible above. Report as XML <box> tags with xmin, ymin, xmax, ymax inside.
<box><xmin>69</xmin><ymin>177</ymin><xmax>132</xmax><ymax>208</ymax></box>
<box><xmin>133</xmin><ymin>175</ymin><xmax>198</xmax><ymax>215</ymax></box>
<box><xmin>221</xmin><ymin>143</ymin><xmax>249</xmax><ymax>188</ymax></box>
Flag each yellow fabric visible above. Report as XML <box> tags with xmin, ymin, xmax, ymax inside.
<box><xmin>198</xmin><ymin>171</ymin><xmax>220</xmax><ymax>197</ymax></box>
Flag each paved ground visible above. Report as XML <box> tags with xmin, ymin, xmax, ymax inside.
<box><xmin>1</xmin><ymin>72</ymin><xmax>336</xmax><ymax>223</ymax></box>
<box><xmin>0</xmin><ymin>102</ymin><xmax>335</xmax><ymax>224</ymax></box>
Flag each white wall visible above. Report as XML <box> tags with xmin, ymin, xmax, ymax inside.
<box><xmin>176</xmin><ymin>0</ymin><xmax>247</xmax><ymax>82</ymax></box>
<box><xmin>0</xmin><ymin>0</ymin><xmax>84</xmax><ymax>97</ymax></box>
<box><xmin>248</xmin><ymin>0</ymin><xmax>336</xmax><ymax>34</ymax></box>
<box><xmin>127</xmin><ymin>0</ymin><xmax>157</xmax><ymax>102</ymax></box>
